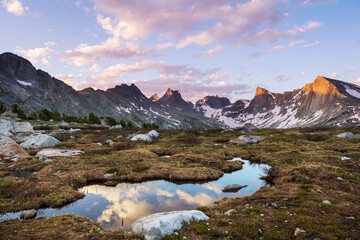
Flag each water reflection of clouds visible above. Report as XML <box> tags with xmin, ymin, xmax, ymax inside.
<box><xmin>0</xmin><ymin>159</ymin><xmax>271</xmax><ymax>232</ymax></box>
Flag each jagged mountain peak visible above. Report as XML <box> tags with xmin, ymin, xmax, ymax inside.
<box><xmin>149</xmin><ymin>94</ymin><xmax>160</xmax><ymax>101</ymax></box>
<box><xmin>196</xmin><ymin>95</ymin><xmax>231</xmax><ymax>109</ymax></box>
<box><xmin>78</xmin><ymin>87</ymin><xmax>95</xmax><ymax>95</ymax></box>
<box><xmin>303</xmin><ymin>76</ymin><xmax>344</xmax><ymax>97</ymax></box>
<box><xmin>165</xmin><ymin>88</ymin><xmax>181</xmax><ymax>96</ymax></box>
<box><xmin>255</xmin><ymin>86</ymin><xmax>269</xmax><ymax>96</ymax></box>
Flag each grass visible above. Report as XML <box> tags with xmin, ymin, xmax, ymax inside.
<box><xmin>0</xmin><ymin>127</ymin><xmax>359</xmax><ymax>239</ymax></box>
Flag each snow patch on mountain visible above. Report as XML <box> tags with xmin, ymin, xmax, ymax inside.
<box><xmin>17</xmin><ymin>80</ymin><xmax>32</xmax><ymax>86</ymax></box>
<box><xmin>344</xmin><ymin>86</ymin><xmax>360</xmax><ymax>99</ymax></box>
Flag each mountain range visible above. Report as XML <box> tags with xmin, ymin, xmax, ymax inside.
<box><xmin>1</xmin><ymin>52</ymin><xmax>360</xmax><ymax>128</ymax></box>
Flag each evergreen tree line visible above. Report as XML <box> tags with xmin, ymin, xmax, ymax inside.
<box><xmin>0</xmin><ymin>102</ymin><xmax>159</xmax><ymax>129</ymax></box>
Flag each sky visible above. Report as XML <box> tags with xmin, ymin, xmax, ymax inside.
<box><xmin>1</xmin><ymin>0</ymin><xmax>359</xmax><ymax>102</ymax></box>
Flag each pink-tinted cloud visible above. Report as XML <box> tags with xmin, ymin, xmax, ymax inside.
<box><xmin>303</xmin><ymin>41</ymin><xmax>319</xmax><ymax>47</ymax></box>
<box><xmin>349</xmin><ymin>66</ymin><xmax>358</xmax><ymax>72</ymax></box>
<box><xmin>91</xmin><ymin>0</ymin><xmax>321</xmax><ymax>48</ymax></box>
<box><xmin>330</xmin><ymin>72</ymin><xmax>339</xmax><ymax>79</ymax></box>
<box><xmin>252</xmin><ymin>40</ymin><xmax>305</xmax><ymax>57</ymax></box>
<box><xmin>243</xmin><ymin>21</ymin><xmax>321</xmax><ymax>43</ymax></box>
<box><xmin>72</xmin><ymin>60</ymin><xmax>245</xmax><ymax>101</ymax></box>
<box><xmin>1</xmin><ymin>0</ymin><xmax>28</xmax><ymax>16</ymax></box>
<box><xmin>194</xmin><ymin>45</ymin><xmax>223</xmax><ymax>57</ymax></box>
<box><xmin>14</xmin><ymin>46</ymin><xmax>53</xmax><ymax>64</ymax></box>
<box><xmin>60</xmin><ymin>37</ymin><xmax>151</xmax><ymax>66</ymax></box>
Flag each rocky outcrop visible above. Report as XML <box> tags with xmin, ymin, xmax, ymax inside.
<box><xmin>131</xmin><ymin>210</ymin><xmax>209</xmax><ymax>240</ymax></box>
<box><xmin>131</xmin><ymin>130</ymin><xmax>159</xmax><ymax>142</ymax></box>
<box><xmin>35</xmin><ymin>149</ymin><xmax>84</xmax><ymax>158</ymax></box>
<box><xmin>230</xmin><ymin>135</ymin><xmax>265</xmax><ymax>144</ymax></box>
<box><xmin>336</xmin><ymin>132</ymin><xmax>360</xmax><ymax>139</ymax></box>
<box><xmin>20</xmin><ymin>134</ymin><xmax>61</xmax><ymax>149</ymax></box>
<box><xmin>0</xmin><ymin>136</ymin><xmax>30</xmax><ymax>158</ymax></box>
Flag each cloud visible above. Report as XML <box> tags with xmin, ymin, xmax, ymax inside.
<box><xmin>330</xmin><ymin>72</ymin><xmax>339</xmax><ymax>79</ymax></box>
<box><xmin>301</xmin><ymin>72</ymin><xmax>306</xmax><ymax>77</ymax></box>
<box><xmin>252</xmin><ymin>40</ymin><xmax>305</xmax><ymax>57</ymax></box>
<box><xmin>89</xmin><ymin>64</ymin><xmax>100</xmax><ymax>73</ymax></box>
<box><xmin>274</xmin><ymin>74</ymin><xmax>290</xmax><ymax>82</ymax></box>
<box><xmin>244</xmin><ymin>21</ymin><xmax>321</xmax><ymax>43</ymax></box>
<box><xmin>156</xmin><ymin>42</ymin><xmax>174</xmax><ymax>51</ymax></box>
<box><xmin>14</xmin><ymin>46</ymin><xmax>53</xmax><ymax>64</ymax></box>
<box><xmin>300</xmin><ymin>0</ymin><xmax>338</xmax><ymax>7</ymax></box>
<box><xmin>60</xmin><ymin>37</ymin><xmax>151</xmax><ymax>66</ymax></box>
<box><xmin>303</xmin><ymin>41</ymin><xmax>319</xmax><ymax>47</ymax></box>
<box><xmin>92</xmin><ymin>0</ymin><xmax>320</xmax><ymax>49</ymax></box>
<box><xmin>73</xmin><ymin>60</ymin><xmax>249</xmax><ymax>101</ymax></box>
<box><xmin>44</xmin><ymin>41</ymin><xmax>56</xmax><ymax>47</ymax></box>
<box><xmin>194</xmin><ymin>45</ymin><xmax>223</xmax><ymax>57</ymax></box>
<box><xmin>353</xmin><ymin>78</ymin><xmax>360</xmax><ymax>84</ymax></box>
<box><xmin>1</xmin><ymin>0</ymin><xmax>28</xmax><ymax>16</ymax></box>
<box><xmin>349</xmin><ymin>66</ymin><xmax>358</xmax><ymax>72</ymax></box>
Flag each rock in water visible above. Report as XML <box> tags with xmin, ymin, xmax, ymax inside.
<box><xmin>222</xmin><ymin>184</ymin><xmax>248</xmax><ymax>192</ymax></box>
<box><xmin>229</xmin><ymin>135</ymin><xmax>264</xmax><ymax>144</ymax></box>
<box><xmin>147</xmin><ymin>130</ymin><xmax>159</xmax><ymax>138</ymax></box>
<box><xmin>336</xmin><ymin>132</ymin><xmax>360</xmax><ymax>139</ymax></box>
<box><xmin>131</xmin><ymin>210</ymin><xmax>209</xmax><ymax>240</ymax></box>
<box><xmin>0</xmin><ymin>136</ymin><xmax>30</xmax><ymax>158</ymax></box>
<box><xmin>19</xmin><ymin>209</ymin><xmax>37</xmax><ymax>220</ymax></box>
<box><xmin>20</xmin><ymin>134</ymin><xmax>61</xmax><ymax>149</ymax></box>
<box><xmin>36</xmin><ymin>149</ymin><xmax>84</xmax><ymax>158</ymax></box>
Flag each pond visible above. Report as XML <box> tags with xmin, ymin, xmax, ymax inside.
<box><xmin>0</xmin><ymin>159</ymin><xmax>271</xmax><ymax>231</ymax></box>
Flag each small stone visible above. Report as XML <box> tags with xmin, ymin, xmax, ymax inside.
<box><xmin>224</xmin><ymin>209</ymin><xmax>236</xmax><ymax>216</ymax></box>
<box><xmin>11</xmin><ymin>157</ymin><xmax>19</xmax><ymax>162</ymax></box>
<box><xmin>322</xmin><ymin>200</ymin><xmax>332</xmax><ymax>205</ymax></box>
<box><xmin>117</xmin><ymin>135</ymin><xmax>123</xmax><ymax>138</ymax></box>
<box><xmin>294</xmin><ymin>228</ymin><xmax>305</xmax><ymax>236</ymax></box>
<box><xmin>106</xmin><ymin>139</ymin><xmax>115</xmax><ymax>146</ymax></box>
<box><xmin>44</xmin><ymin>159</ymin><xmax>53</xmax><ymax>163</ymax></box>
<box><xmin>104</xmin><ymin>173</ymin><xmax>115</xmax><ymax>178</ymax></box>
<box><xmin>258</xmin><ymin>228</ymin><xmax>263</xmax><ymax>235</ymax></box>
<box><xmin>346</xmin><ymin>216</ymin><xmax>355</xmax><ymax>220</ymax></box>
<box><xmin>316</xmin><ymin>189</ymin><xmax>324</xmax><ymax>194</ymax></box>
<box><xmin>55</xmin><ymin>170</ymin><xmax>61</xmax><ymax>175</ymax></box>
<box><xmin>337</xmin><ymin>177</ymin><xmax>344</xmax><ymax>181</ymax></box>
<box><xmin>70</xmin><ymin>136</ymin><xmax>75</xmax><ymax>140</ymax></box>
<box><xmin>39</xmin><ymin>155</ymin><xmax>48</xmax><ymax>161</ymax></box>
<box><xmin>271</xmin><ymin>202</ymin><xmax>278</xmax><ymax>208</ymax></box>
<box><xmin>19</xmin><ymin>209</ymin><xmax>37</xmax><ymax>220</ymax></box>
<box><xmin>97</xmin><ymin>142</ymin><xmax>102</xmax><ymax>146</ymax></box>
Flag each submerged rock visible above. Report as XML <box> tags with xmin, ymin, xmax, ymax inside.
<box><xmin>36</xmin><ymin>149</ymin><xmax>84</xmax><ymax>158</ymax></box>
<box><xmin>229</xmin><ymin>135</ymin><xmax>264</xmax><ymax>144</ymax></box>
<box><xmin>20</xmin><ymin>134</ymin><xmax>61</xmax><ymax>149</ymax></box>
<box><xmin>19</xmin><ymin>209</ymin><xmax>37</xmax><ymax>220</ymax></box>
<box><xmin>336</xmin><ymin>132</ymin><xmax>360</xmax><ymax>139</ymax></box>
<box><xmin>222</xmin><ymin>184</ymin><xmax>248</xmax><ymax>192</ymax></box>
<box><xmin>131</xmin><ymin>210</ymin><xmax>209</xmax><ymax>240</ymax></box>
<box><xmin>0</xmin><ymin>136</ymin><xmax>30</xmax><ymax>158</ymax></box>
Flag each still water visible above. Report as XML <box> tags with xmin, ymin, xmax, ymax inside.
<box><xmin>0</xmin><ymin>159</ymin><xmax>270</xmax><ymax>231</ymax></box>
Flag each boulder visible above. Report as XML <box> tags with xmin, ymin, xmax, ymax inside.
<box><xmin>230</xmin><ymin>135</ymin><xmax>264</xmax><ymax>144</ymax></box>
<box><xmin>336</xmin><ymin>132</ymin><xmax>360</xmax><ymax>139</ymax></box>
<box><xmin>0</xmin><ymin>119</ymin><xmax>14</xmax><ymax>135</ymax></box>
<box><xmin>131</xmin><ymin>210</ymin><xmax>209</xmax><ymax>240</ymax></box>
<box><xmin>106</xmin><ymin>139</ymin><xmax>115</xmax><ymax>145</ymax></box>
<box><xmin>222</xmin><ymin>184</ymin><xmax>248</xmax><ymax>192</ymax></box>
<box><xmin>20</xmin><ymin>134</ymin><xmax>61</xmax><ymax>149</ymax></box>
<box><xmin>36</xmin><ymin>149</ymin><xmax>84</xmax><ymax>158</ymax></box>
<box><xmin>19</xmin><ymin>209</ymin><xmax>37</xmax><ymax>220</ymax></box>
<box><xmin>0</xmin><ymin>136</ymin><xmax>30</xmax><ymax>158</ymax></box>
<box><xmin>147</xmin><ymin>130</ymin><xmax>159</xmax><ymax>138</ymax></box>
<box><xmin>110</xmin><ymin>125</ymin><xmax>123</xmax><ymax>129</ymax></box>
<box><xmin>13</xmin><ymin>122</ymin><xmax>33</xmax><ymax>133</ymax></box>
<box><xmin>58</xmin><ymin>121</ymin><xmax>69</xmax><ymax>127</ymax></box>
<box><xmin>131</xmin><ymin>134</ymin><xmax>153</xmax><ymax>142</ymax></box>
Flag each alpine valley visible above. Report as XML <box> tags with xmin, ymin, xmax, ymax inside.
<box><xmin>1</xmin><ymin>52</ymin><xmax>360</xmax><ymax>129</ymax></box>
